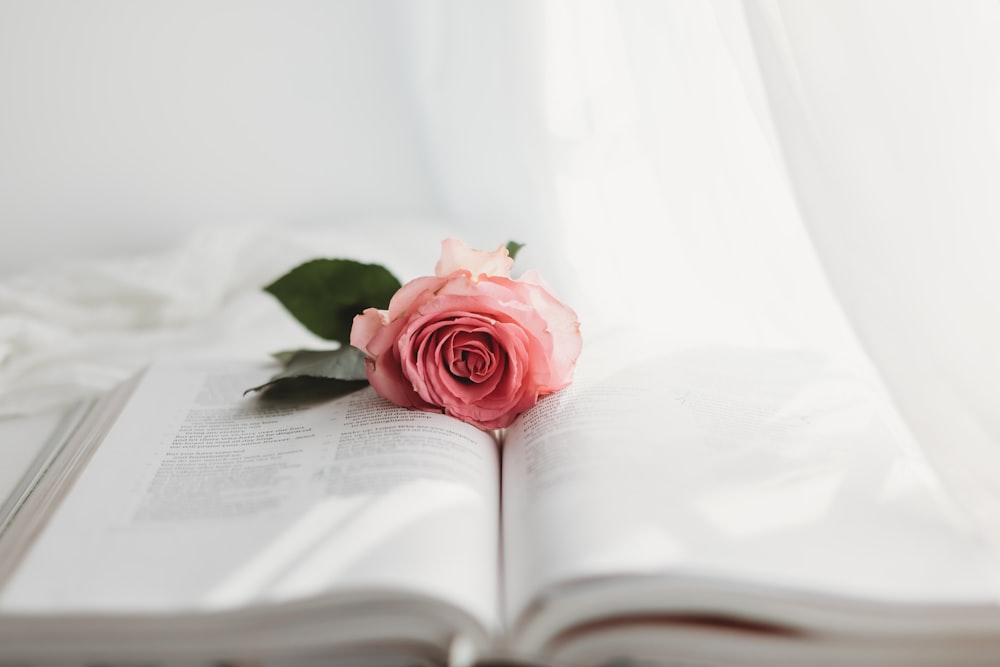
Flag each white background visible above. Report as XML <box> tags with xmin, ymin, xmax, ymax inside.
<box><xmin>1</xmin><ymin>2</ymin><xmax>440</xmax><ymax>274</ymax></box>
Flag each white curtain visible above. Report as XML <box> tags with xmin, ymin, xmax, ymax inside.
<box><xmin>740</xmin><ymin>0</ymin><xmax>1000</xmax><ymax>545</ymax></box>
<box><xmin>396</xmin><ymin>0</ymin><xmax>1000</xmax><ymax>543</ymax></box>
<box><xmin>398</xmin><ymin>0</ymin><xmax>860</xmax><ymax>348</ymax></box>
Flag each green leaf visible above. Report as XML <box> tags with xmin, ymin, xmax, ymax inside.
<box><xmin>245</xmin><ymin>347</ymin><xmax>370</xmax><ymax>397</ymax></box>
<box><xmin>506</xmin><ymin>241</ymin><xmax>525</xmax><ymax>261</ymax></box>
<box><xmin>265</xmin><ymin>259</ymin><xmax>401</xmax><ymax>343</ymax></box>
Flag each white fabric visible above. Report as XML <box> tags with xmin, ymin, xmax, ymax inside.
<box><xmin>399</xmin><ymin>1</ymin><xmax>865</xmax><ymax>353</ymax></box>
<box><xmin>0</xmin><ymin>222</ymin><xmax>452</xmax><ymax>417</ymax></box>
<box><xmin>740</xmin><ymin>0</ymin><xmax>1000</xmax><ymax>545</ymax></box>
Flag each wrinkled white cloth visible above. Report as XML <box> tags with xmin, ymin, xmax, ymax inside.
<box><xmin>0</xmin><ymin>222</ymin><xmax>451</xmax><ymax>418</ymax></box>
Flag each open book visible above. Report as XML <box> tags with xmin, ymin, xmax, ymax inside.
<box><xmin>2</xmin><ymin>334</ymin><xmax>1000</xmax><ymax>666</ymax></box>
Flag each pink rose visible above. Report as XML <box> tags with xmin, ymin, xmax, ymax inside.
<box><xmin>350</xmin><ymin>239</ymin><xmax>582</xmax><ymax>430</ymax></box>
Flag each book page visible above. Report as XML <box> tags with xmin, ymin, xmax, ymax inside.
<box><xmin>501</xmin><ymin>333</ymin><xmax>1000</xmax><ymax>627</ymax></box>
<box><xmin>0</xmin><ymin>403</ymin><xmax>91</xmax><ymax>535</ymax></box>
<box><xmin>0</xmin><ymin>361</ymin><xmax>500</xmax><ymax>631</ymax></box>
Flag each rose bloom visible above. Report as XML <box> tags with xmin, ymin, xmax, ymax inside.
<box><xmin>350</xmin><ymin>239</ymin><xmax>582</xmax><ymax>430</ymax></box>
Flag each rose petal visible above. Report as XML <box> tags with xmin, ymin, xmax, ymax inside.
<box><xmin>350</xmin><ymin>308</ymin><xmax>389</xmax><ymax>357</ymax></box>
<box><xmin>435</xmin><ymin>238</ymin><xmax>513</xmax><ymax>280</ymax></box>
<box><xmin>386</xmin><ymin>275</ymin><xmax>447</xmax><ymax>321</ymax></box>
<box><xmin>358</xmin><ymin>314</ymin><xmax>433</xmax><ymax>411</ymax></box>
